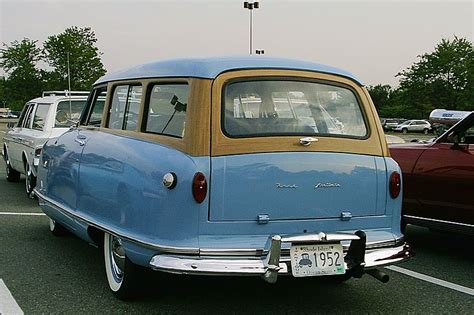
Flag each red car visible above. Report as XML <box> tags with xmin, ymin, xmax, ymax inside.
<box><xmin>390</xmin><ymin>112</ymin><xmax>474</xmax><ymax>235</ymax></box>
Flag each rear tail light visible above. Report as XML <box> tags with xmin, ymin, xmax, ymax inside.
<box><xmin>192</xmin><ymin>172</ymin><xmax>207</xmax><ymax>203</ymax></box>
<box><xmin>389</xmin><ymin>171</ymin><xmax>401</xmax><ymax>199</ymax></box>
<box><xmin>35</xmin><ymin>147</ymin><xmax>42</xmax><ymax>157</ymax></box>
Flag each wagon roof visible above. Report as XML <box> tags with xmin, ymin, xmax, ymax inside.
<box><xmin>94</xmin><ymin>56</ymin><xmax>362</xmax><ymax>85</ymax></box>
<box><xmin>27</xmin><ymin>95</ymin><xmax>89</xmax><ymax>104</ymax></box>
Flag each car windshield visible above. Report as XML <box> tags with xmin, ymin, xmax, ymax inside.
<box><xmin>223</xmin><ymin>80</ymin><xmax>367</xmax><ymax>138</ymax></box>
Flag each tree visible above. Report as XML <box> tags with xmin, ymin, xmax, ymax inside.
<box><xmin>0</xmin><ymin>77</ymin><xmax>5</xmax><ymax>107</ymax></box>
<box><xmin>397</xmin><ymin>36</ymin><xmax>473</xmax><ymax>114</ymax></box>
<box><xmin>43</xmin><ymin>26</ymin><xmax>106</xmax><ymax>91</ymax></box>
<box><xmin>0</xmin><ymin>38</ymin><xmax>43</xmax><ymax>110</ymax></box>
<box><xmin>367</xmin><ymin>84</ymin><xmax>392</xmax><ymax>111</ymax></box>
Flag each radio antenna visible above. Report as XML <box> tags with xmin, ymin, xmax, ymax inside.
<box><xmin>67</xmin><ymin>52</ymin><xmax>72</xmax><ymax>115</ymax></box>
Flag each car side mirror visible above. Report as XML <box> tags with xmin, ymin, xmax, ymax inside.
<box><xmin>68</xmin><ymin>120</ymin><xmax>80</xmax><ymax>131</ymax></box>
<box><xmin>449</xmin><ymin>134</ymin><xmax>465</xmax><ymax>150</ymax></box>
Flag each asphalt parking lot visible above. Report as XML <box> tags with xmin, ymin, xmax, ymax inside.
<box><xmin>0</xmin><ymin>167</ymin><xmax>473</xmax><ymax>314</ymax></box>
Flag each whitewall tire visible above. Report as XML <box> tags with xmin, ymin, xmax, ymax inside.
<box><xmin>5</xmin><ymin>152</ymin><xmax>20</xmax><ymax>183</ymax></box>
<box><xmin>104</xmin><ymin>233</ymin><xmax>139</xmax><ymax>299</ymax></box>
<box><xmin>25</xmin><ymin>162</ymin><xmax>37</xmax><ymax>198</ymax></box>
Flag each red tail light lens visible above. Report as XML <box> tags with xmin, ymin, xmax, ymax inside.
<box><xmin>35</xmin><ymin>147</ymin><xmax>42</xmax><ymax>157</ymax></box>
<box><xmin>389</xmin><ymin>171</ymin><xmax>401</xmax><ymax>199</ymax></box>
<box><xmin>192</xmin><ymin>172</ymin><xmax>207</xmax><ymax>203</ymax></box>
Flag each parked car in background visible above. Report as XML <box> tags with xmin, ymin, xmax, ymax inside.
<box><xmin>35</xmin><ymin>57</ymin><xmax>412</xmax><ymax>299</ymax></box>
<box><xmin>0</xmin><ymin>112</ymin><xmax>18</xmax><ymax>118</ymax></box>
<box><xmin>385</xmin><ymin>135</ymin><xmax>405</xmax><ymax>144</ymax></box>
<box><xmin>381</xmin><ymin>118</ymin><xmax>406</xmax><ymax>131</ymax></box>
<box><xmin>2</xmin><ymin>91</ymin><xmax>89</xmax><ymax>197</ymax></box>
<box><xmin>393</xmin><ymin>120</ymin><xmax>431</xmax><ymax>134</ymax></box>
<box><xmin>390</xmin><ymin>112</ymin><xmax>474</xmax><ymax>235</ymax></box>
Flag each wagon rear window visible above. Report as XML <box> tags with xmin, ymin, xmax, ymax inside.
<box><xmin>55</xmin><ymin>100</ymin><xmax>87</xmax><ymax>127</ymax></box>
<box><xmin>144</xmin><ymin>84</ymin><xmax>189</xmax><ymax>138</ymax></box>
<box><xmin>223</xmin><ymin>80</ymin><xmax>367</xmax><ymax>138</ymax></box>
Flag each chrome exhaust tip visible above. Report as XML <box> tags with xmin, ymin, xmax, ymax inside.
<box><xmin>366</xmin><ymin>268</ymin><xmax>390</xmax><ymax>283</ymax></box>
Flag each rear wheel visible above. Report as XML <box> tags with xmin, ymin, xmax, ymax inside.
<box><xmin>401</xmin><ymin>218</ymin><xmax>407</xmax><ymax>234</ymax></box>
<box><xmin>402</xmin><ymin>128</ymin><xmax>408</xmax><ymax>134</ymax></box>
<box><xmin>5</xmin><ymin>151</ymin><xmax>20</xmax><ymax>182</ymax></box>
<box><xmin>423</xmin><ymin>128</ymin><xmax>429</xmax><ymax>135</ymax></box>
<box><xmin>25</xmin><ymin>162</ymin><xmax>37</xmax><ymax>198</ymax></box>
<box><xmin>104</xmin><ymin>233</ymin><xmax>140</xmax><ymax>299</ymax></box>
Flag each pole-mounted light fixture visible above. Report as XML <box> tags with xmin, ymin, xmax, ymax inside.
<box><xmin>244</xmin><ymin>1</ymin><xmax>260</xmax><ymax>55</ymax></box>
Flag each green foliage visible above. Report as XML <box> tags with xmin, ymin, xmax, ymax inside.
<box><xmin>0</xmin><ymin>76</ymin><xmax>5</xmax><ymax>108</ymax></box>
<box><xmin>0</xmin><ymin>39</ymin><xmax>43</xmax><ymax>110</ymax></box>
<box><xmin>43</xmin><ymin>26</ymin><xmax>106</xmax><ymax>90</ymax></box>
<box><xmin>0</xmin><ymin>27</ymin><xmax>106</xmax><ymax>110</ymax></box>
<box><xmin>367</xmin><ymin>84</ymin><xmax>392</xmax><ymax>110</ymax></box>
<box><xmin>369</xmin><ymin>36</ymin><xmax>473</xmax><ymax>119</ymax></box>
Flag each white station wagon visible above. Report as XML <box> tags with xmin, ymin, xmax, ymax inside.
<box><xmin>2</xmin><ymin>91</ymin><xmax>88</xmax><ymax>197</ymax></box>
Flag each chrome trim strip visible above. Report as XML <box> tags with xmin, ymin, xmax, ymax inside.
<box><xmin>404</xmin><ymin>215</ymin><xmax>474</xmax><ymax>228</ymax></box>
<box><xmin>281</xmin><ymin>232</ymin><xmax>360</xmax><ymax>243</ymax></box>
<box><xmin>199</xmin><ymin>248</ymin><xmax>266</xmax><ymax>256</ymax></box>
<box><xmin>35</xmin><ymin>189</ymin><xmax>200</xmax><ymax>254</ymax></box>
<box><xmin>199</xmin><ymin>238</ymin><xmax>404</xmax><ymax>256</ymax></box>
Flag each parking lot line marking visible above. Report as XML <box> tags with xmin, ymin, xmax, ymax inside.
<box><xmin>386</xmin><ymin>265</ymin><xmax>474</xmax><ymax>296</ymax></box>
<box><xmin>0</xmin><ymin>212</ymin><xmax>46</xmax><ymax>216</ymax></box>
<box><xmin>0</xmin><ymin>279</ymin><xmax>24</xmax><ymax>315</ymax></box>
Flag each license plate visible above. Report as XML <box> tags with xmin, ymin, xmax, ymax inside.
<box><xmin>290</xmin><ymin>243</ymin><xmax>345</xmax><ymax>277</ymax></box>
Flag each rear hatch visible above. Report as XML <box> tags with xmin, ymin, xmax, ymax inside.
<box><xmin>209</xmin><ymin>152</ymin><xmax>384</xmax><ymax>221</ymax></box>
<box><xmin>208</xmin><ymin>70</ymin><xmax>387</xmax><ymax>223</ymax></box>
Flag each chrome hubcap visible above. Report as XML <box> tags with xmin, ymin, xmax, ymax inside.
<box><xmin>110</xmin><ymin>236</ymin><xmax>125</xmax><ymax>282</ymax></box>
<box><xmin>49</xmin><ymin>218</ymin><xmax>55</xmax><ymax>231</ymax></box>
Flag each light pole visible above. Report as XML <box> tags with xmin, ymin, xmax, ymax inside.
<box><xmin>244</xmin><ymin>1</ymin><xmax>259</xmax><ymax>55</ymax></box>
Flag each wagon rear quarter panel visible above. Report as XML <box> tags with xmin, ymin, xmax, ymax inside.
<box><xmin>76</xmin><ymin>129</ymin><xmax>209</xmax><ymax>249</ymax></box>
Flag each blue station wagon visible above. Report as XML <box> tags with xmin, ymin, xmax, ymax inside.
<box><xmin>35</xmin><ymin>57</ymin><xmax>413</xmax><ymax>298</ymax></box>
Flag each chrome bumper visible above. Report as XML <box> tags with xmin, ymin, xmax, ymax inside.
<box><xmin>149</xmin><ymin>231</ymin><xmax>413</xmax><ymax>283</ymax></box>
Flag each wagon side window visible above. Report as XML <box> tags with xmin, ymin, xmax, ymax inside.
<box><xmin>55</xmin><ymin>100</ymin><xmax>87</xmax><ymax>127</ymax></box>
<box><xmin>32</xmin><ymin>104</ymin><xmax>51</xmax><ymax>130</ymax></box>
<box><xmin>17</xmin><ymin>103</ymin><xmax>30</xmax><ymax>127</ymax></box>
<box><xmin>108</xmin><ymin>85</ymin><xmax>142</xmax><ymax>130</ymax></box>
<box><xmin>23</xmin><ymin>103</ymin><xmax>36</xmax><ymax>129</ymax></box>
<box><xmin>84</xmin><ymin>88</ymin><xmax>107</xmax><ymax>126</ymax></box>
<box><xmin>144</xmin><ymin>84</ymin><xmax>189</xmax><ymax>138</ymax></box>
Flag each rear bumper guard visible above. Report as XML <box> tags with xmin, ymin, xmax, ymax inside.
<box><xmin>149</xmin><ymin>231</ymin><xmax>413</xmax><ymax>283</ymax></box>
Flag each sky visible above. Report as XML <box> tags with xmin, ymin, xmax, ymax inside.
<box><xmin>0</xmin><ymin>0</ymin><xmax>473</xmax><ymax>86</ymax></box>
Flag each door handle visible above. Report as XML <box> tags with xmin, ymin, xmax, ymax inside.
<box><xmin>299</xmin><ymin>137</ymin><xmax>319</xmax><ymax>146</ymax></box>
